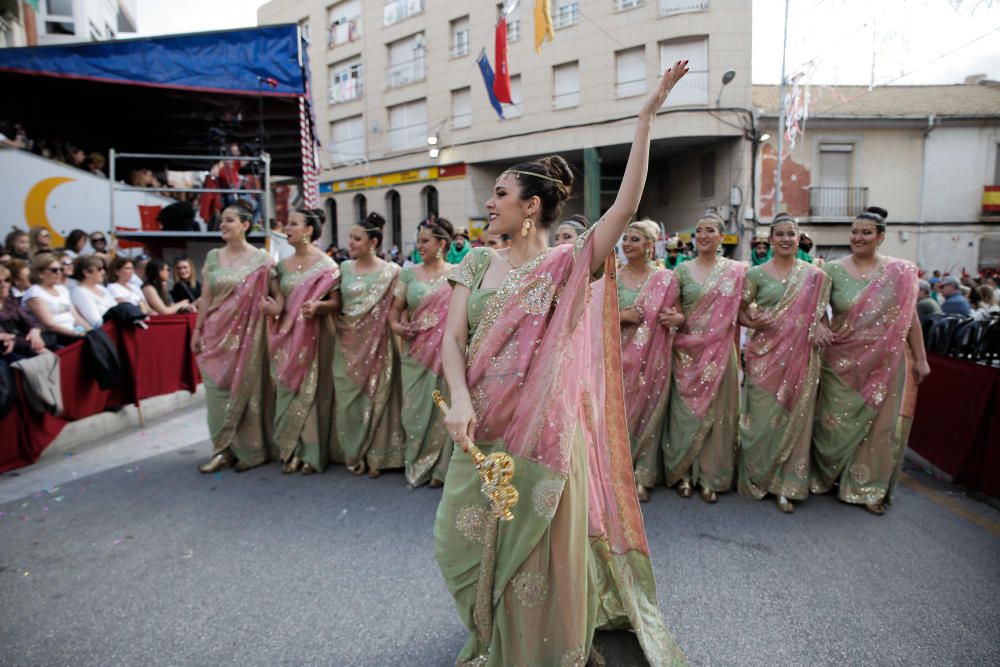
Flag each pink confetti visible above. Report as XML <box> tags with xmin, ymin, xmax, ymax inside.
<box><xmin>113</xmin><ymin>539</ymin><xmax>123</xmax><ymax>545</ymax></box>
<box><xmin>42</xmin><ymin>507</ymin><xmax>48</xmax><ymax>512</ymax></box>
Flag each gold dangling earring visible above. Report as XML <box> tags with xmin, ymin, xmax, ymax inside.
<box><xmin>436</xmin><ymin>246</ymin><xmax>443</xmax><ymax>260</ymax></box>
<box><xmin>521</xmin><ymin>218</ymin><xmax>534</xmax><ymax>238</ymax></box>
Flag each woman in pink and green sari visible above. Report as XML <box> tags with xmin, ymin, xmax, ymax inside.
<box><xmin>194</xmin><ymin>201</ymin><xmax>276</xmax><ymax>473</ymax></box>
<box><xmin>738</xmin><ymin>215</ymin><xmax>832</xmax><ymax>513</ymax></box>
<box><xmin>330</xmin><ymin>212</ymin><xmax>404</xmax><ymax>477</ymax></box>
<box><xmin>435</xmin><ymin>61</ymin><xmax>690</xmax><ymax>667</ymax></box>
<box><xmin>661</xmin><ymin>213</ymin><xmax>746</xmax><ymax>503</ymax></box>
<box><xmin>269</xmin><ymin>208</ymin><xmax>340</xmax><ymax>475</ymax></box>
<box><xmin>617</xmin><ymin>219</ymin><xmax>683</xmax><ymax>502</ymax></box>
<box><xmin>389</xmin><ymin>218</ymin><xmax>455</xmax><ymax>487</ymax></box>
<box><xmin>811</xmin><ymin>207</ymin><xmax>930</xmax><ymax>515</ymax></box>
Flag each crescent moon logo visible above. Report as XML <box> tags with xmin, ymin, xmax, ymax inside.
<box><xmin>24</xmin><ymin>177</ymin><xmax>75</xmax><ymax>247</ymax></box>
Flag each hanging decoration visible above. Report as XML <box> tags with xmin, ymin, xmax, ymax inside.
<box><xmin>534</xmin><ymin>0</ymin><xmax>554</xmax><ymax>54</ymax></box>
<box><xmin>493</xmin><ymin>18</ymin><xmax>513</xmax><ymax>103</ymax></box>
<box><xmin>477</xmin><ymin>50</ymin><xmax>506</xmax><ymax>120</ymax></box>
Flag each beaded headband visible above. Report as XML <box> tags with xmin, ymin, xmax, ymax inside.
<box><xmin>855</xmin><ymin>211</ymin><xmax>884</xmax><ymax>224</ymax></box>
<box><xmin>505</xmin><ymin>169</ymin><xmax>565</xmax><ymax>185</ymax></box>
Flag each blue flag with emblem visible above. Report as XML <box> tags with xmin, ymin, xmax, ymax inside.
<box><xmin>476</xmin><ymin>50</ymin><xmax>505</xmax><ymax>120</ymax></box>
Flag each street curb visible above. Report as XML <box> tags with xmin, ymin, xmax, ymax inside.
<box><xmin>39</xmin><ymin>385</ymin><xmax>207</xmax><ymax>461</ymax></box>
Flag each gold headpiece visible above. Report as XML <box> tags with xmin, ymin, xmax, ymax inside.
<box><xmin>505</xmin><ymin>169</ymin><xmax>565</xmax><ymax>185</ymax></box>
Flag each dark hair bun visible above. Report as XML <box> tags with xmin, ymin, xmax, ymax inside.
<box><xmin>364</xmin><ymin>212</ymin><xmax>386</xmax><ymax>229</ymax></box>
<box><xmin>310</xmin><ymin>208</ymin><xmax>326</xmax><ymax>226</ymax></box>
<box><xmin>229</xmin><ymin>200</ymin><xmax>254</xmax><ymax>216</ymax></box>
<box><xmin>866</xmin><ymin>206</ymin><xmax>888</xmax><ymax>220</ymax></box>
<box><xmin>435</xmin><ymin>217</ymin><xmax>454</xmax><ymax>238</ymax></box>
<box><xmin>538</xmin><ymin>155</ymin><xmax>574</xmax><ymax>201</ymax></box>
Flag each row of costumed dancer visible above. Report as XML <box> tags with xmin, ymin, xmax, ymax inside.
<box><xmin>188</xmin><ymin>61</ymin><xmax>928</xmax><ymax>667</ymax></box>
<box><xmin>190</xmin><ymin>194</ymin><xmax>930</xmax><ymax>519</ymax></box>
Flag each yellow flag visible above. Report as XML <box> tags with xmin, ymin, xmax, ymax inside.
<box><xmin>534</xmin><ymin>0</ymin><xmax>555</xmax><ymax>54</ymax></box>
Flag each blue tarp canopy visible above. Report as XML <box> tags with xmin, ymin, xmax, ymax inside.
<box><xmin>0</xmin><ymin>25</ymin><xmax>306</xmax><ymax>97</ymax></box>
<box><xmin>0</xmin><ymin>26</ymin><xmax>313</xmax><ymax>175</ymax></box>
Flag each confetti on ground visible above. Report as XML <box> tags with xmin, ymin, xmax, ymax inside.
<box><xmin>53</xmin><ymin>497</ymin><xmax>64</xmax><ymax>503</ymax></box>
<box><xmin>42</xmin><ymin>507</ymin><xmax>48</xmax><ymax>512</ymax></box>
<box><xmin>23</xmin><ymin>571</ymin><xmax>29</xmax><ymax>576</ymax></box>
<box><xmin>113</xmin><ymin>539</ymin><xmax>123</xmax><ymax>545</ymax></box>
<box><xmin>0</xmin><ymin>512</ymin><xmax>5</xmax><ymax>518</ymax></box>
<box><xmin>182</xmin><ymin>550</ymin><xmax>193</xmax><ymax>559</ymax></box>
<box><xmin>213</xmin><ymin>472</ymin><xmax>221</xmax><ymax>480</ymax></box>
<box><xmin>337</xmin><ymin>509</ymin><xmax>348</xmax><ymax>521</ymax></box>
<box><xmin>63</xmin><ymin>452</ymin><xmax>74</xmax><ymax>458</ymax></box>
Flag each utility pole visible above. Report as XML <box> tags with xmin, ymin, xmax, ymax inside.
<box><xmin>774</xmin><ymin>0</ymin><xmax>790</xmax><ymax>213</ymax></box>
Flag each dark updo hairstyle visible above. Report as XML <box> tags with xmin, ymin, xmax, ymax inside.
<box><xmin>855</xmin><ymin>206</ymin><xmax>888</xmax><ymax>233</ymax></box>
<box><xmin>296</xmin><ymin>207</ymin><xmax>325</xmax><ymax>242</ymax></box>
<box><xmin>72</xmin><ymin>254</ymin><xmax>105</xmax><ymax>282</ymax></box>
<box><xmin>504</xmin><ymin>155</ymin><xmax>574</xmax><ymax>227</ymax></box>
<box><xmin>64</xmin><ymin>229</ymin><xmax>89</xmax><ymax>253</ymax></box>
<box><xmin>224</xmin><ymin>200</ymin><xmax>255</xmax><ymax>235</ymax></box>
<box><xmin>424</xmin><ymin>216</ymin><xmax>454</xmax><ymax>243</ymax></box>
<box><xmin>357</xmin><ymin>212</ymin><xmax>386</xmax><ymax>248</ymax></box>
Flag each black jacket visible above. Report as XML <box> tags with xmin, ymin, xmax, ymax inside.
<box><xmin>82</xmin><ymin>328</ymin><xmax>122</xmax><ymax>390</ymax></box>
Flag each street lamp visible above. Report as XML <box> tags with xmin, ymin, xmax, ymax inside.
<box><xmin>715</xmin><ymin>69</ymin><xmax>736</xmax><ymax>107</ymax></box>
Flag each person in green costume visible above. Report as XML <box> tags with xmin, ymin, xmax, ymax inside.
<box><xmin>267</xmin><ymin>208</ymin><xmax>341</xmax><ymax>475</ymax></box>
<box><xmin>810</xmin><ymin>207</ymin><xmax>931</xmax><ymax>515</ymax></box>
<box><xmin>194</xmin><ymin>201</ymin><xmax>277</xmax><ymax>474</ymax></box>
<box><xmin>388</xmin><ymin>217</ymin><xmax>456</xmax><ymax>487</ymax></box>
<box><xmin>737</xmin><ymin>216</ymin><xmax>832</xmax><ymax>513</ymax></box>
<box><xmin>446</xmin><ymin>225</ymin><xmax>471</xmax><ymax>264</ymax></box>
<box><xmin>663</xmin><ymin>236</ymin><xmax>688</xmax><ymax>270</ymax></box>
<box><xmin>435</xmin><ymin>61</ymin><xmax>691</xmax><ymax>667</ymax></box>
<box><xmin>329</xmin><ymin>212</ymin><xmax>405</xmax><ymax>477</ymax></box>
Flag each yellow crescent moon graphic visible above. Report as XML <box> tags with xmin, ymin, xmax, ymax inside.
<box><xmin>24</xmin><ymin>177</ymin><xmax>75</xmax><ymax>247</ymax></box>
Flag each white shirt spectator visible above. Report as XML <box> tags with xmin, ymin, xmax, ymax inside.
<box><xmin>23</xmin><ymin>284</ymin><xmax>75</xmax><ymax>330</ymax></box>
<box><xmin>128</xmin><ymin>274</ymin><xmax>143</xmax><ymax>291</ymax></box>
<box><xmin>269</xmin><ymin>230</ymin><xmax>295</xmax><ymax>264</ymax></box>
<box><xmin>108</xmin><ymin>282</ymin><xmax>147</xmax><ymax>308</ymax></box>
<box><xmin>71</xmin><ymin>284</ymin><xmax>117</xmax><ymax>328</ymax></box>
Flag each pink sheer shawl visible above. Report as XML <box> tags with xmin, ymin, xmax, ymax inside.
<box><xmin>620</xmin><ymin>269</ymin><xmax>678</xmax><ymax>441</ymax></box>
<box><xmin>198</xmin><ymin>260</ymin><xmax>272</xmax><ymax>393</ymax></box>
<box><xmin>336</xmin><ymin>263</ymin><xmax>400</xmax><ymax>398</ymax></box>
<box><xmin>269</xmin><ymin>259</ymin><xmax>340</xmax><ymax>393</ymax></box>
<box><xmin>465</xmin><ymin>239</ymin><xmax>650</xmax><ymax>555</ymax></box>
<box><xmin>744</xmin><ymin>262</ymin><xmax>829</xmax><ymax>409</ymax></box>
<box><xmin>825</xmin><ymin>258</ymin><xmax>918</xmax><ymax>410</ymax></box>
<box><xmin>407</xmin><ymin>278</ymin><xmax>453</xmax><ymax>376</ymax></box>
<box><xmin>673</xmin><ymin>259</ymin><xmax>747</xmax><ymax>418</ymax></box>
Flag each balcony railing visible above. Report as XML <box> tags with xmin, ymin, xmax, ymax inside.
<box><xmin>659</xmin><ymin>0</ymin><xmax>709</xmax><ymax>16</ymax></box>
<box><xmin>450</xmin><ymin>32</ymin><xmax>470</xmax><ymax>58</ymax></box>
<box><xmin>553</xmin><ymin>3</ymin><xmax>579</xmax><ymax>29</ymax></box>
<box><xmin>327</xmin><ymin>16</ymin><xmax>361</xmax><ymax>49</ymax></box>
<box><xmin>809</xmin><ymin>187</ymin><xmax>869</xmax><ymax>218</ymax></box>
<box><xmin>507</xmin><ymin>19</ymin><xmax>521</xmax><ymax>42</ymax></box>
<box><xmin>616</xmin><ymin>77</ymin><xmax>645</xmax><ymax>98</ymax></box>
<box><xmin>329</xmin><ymin>78</ymin><xmax>363</xmax><ymax>105</ymax></box>
<box><xmin>615</xmin><ymin>0</ymin><xmax>645</xmax><ymax>11</ymax></box>
<box><xmin>383</xmin><ymin>0</ymin><xmax>423</xmax><ymax>27</ymax></box>
<box><xmin>386</xmin><ymin>57</ymin><xmax>426</xmax><ymax>89</ymax></box>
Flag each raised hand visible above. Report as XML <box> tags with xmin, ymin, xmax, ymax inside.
<box><xmin>640</xmin><ymin>60</ymin><xmax>689</xmax><ymax>121</ymax></box>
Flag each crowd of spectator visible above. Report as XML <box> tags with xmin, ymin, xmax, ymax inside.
<box><xmin>918</xmin><ymin>268</ymin><xmax>1000</xmax><ymax>363</ymax></box>
<box><xmin>0</xmin><ymin>226</ymin><xmax>200</xmax><ymax>364</ymax></box>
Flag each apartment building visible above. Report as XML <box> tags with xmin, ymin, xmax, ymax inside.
<box><xmin>754</xmin><ymin>80</ymin><xmax>1000</xmax><ymax>272</ymax></box>
<box><xmin>259</xmin><ymin>0</ymin><xmax>752</xmax><ymax>254</ymax></box>
<box><xmin>11</xmin><ymin>0</ymin><xmax>138</xmax><ymax>46</ymax></box>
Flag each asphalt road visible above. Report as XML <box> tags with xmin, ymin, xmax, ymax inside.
<box><xmin>1</xmin><ymin>406</ymin><xmax>998</xmax><ymax>666</ymax></box>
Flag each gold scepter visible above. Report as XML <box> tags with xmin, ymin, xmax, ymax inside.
<box><xmin>432</xmin><ymin>390</ymin><xmax>519</xmax><ymax>521</ymax></box>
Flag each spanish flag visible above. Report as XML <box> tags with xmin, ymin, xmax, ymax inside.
<box><xmin>534</xmin><ymin>0</ymin><xmax>554</xmax><ymax>54</ymax></box>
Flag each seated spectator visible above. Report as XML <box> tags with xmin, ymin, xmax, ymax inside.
<box><xmin>972</xmin><ymin>285</ymin><xmax>1000</xmax><ymax>321</ymax></box>
<box><xmin>85</xmin><ymin>152</ymin><xmax>107</xmax><ymax>178</ymax></box>
<box><xmin>142</xmin><ymin>258</ymin><xmax>193</xmax><ymax>315</ymax></box>
<box><xmin>7</xmin><ymin>259</ymin><xmax>30</xmax><ymax>299</ymax></box>
<box><xmin>55</xmin><ymin>250</ymin><xmax>75</xmax><ymax>287</ymax></box>
<box><xmin>87</xmin><ymin>231</ymin><xmax>112</xmax><ymax>264</ymax></box>
<box><xmin>939</xmin><ymin>276</ymin><xmax>972</xmax><ymax>316</ymax></box>
<box><xmin>916</xmin><ymin>279</ymin><xmax>942</xmax><ymax>319</ymax></box>
<box><xmin>60</xmin><ymin>229</ymin><xmax>89</xmax><ymax>259</ymax></box>
<box><xmin>0</xmin><ymin>265</ymin><xmax>47</xmax><ymax>362</ymax></box>
<box><xmin>28</xmin><ymin>227</ymin><xmax>53</xmax><ymax>257</ymax></box>
<box><xmin>70</xmin><ymin>256</ymin><xmax>117</xmax><ymax>328</ymax></box>
<box><xmin>22</xmin><ymin>253</ymin><xmax>90</xmax><ymax>344</ymax></box>
<box><xmin>130</xmin><ymin>254</ymin><xmax>150</xmax><ymax>291</ymax></box>
<box><xmin>0</xmin><ymin>250</ymin><xmax>10</xmax><ymax>266</ymax></box>
<box><xmin>107</xmin><ymin>256</ymin><xmax>150</xmax><ymax>313</ymax></box>
<box><xmin>4</xmin><ymin>229</ymin><xmax>29</xmax><ymax>261</ymax></box>
<box><xmin>170</xmin><ymin>256</ymin><xmax>201</xmax><ymax>304</ymax></box>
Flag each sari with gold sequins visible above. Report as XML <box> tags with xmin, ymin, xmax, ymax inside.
<box><xmin>329</xmin><ymin>260</ymin><xmax>404</xmax><ymax>474</ymax></box>
<box><xmin>197</xmin><ymin>247</ymin><xmax>275</xmax><ymax>466</ymax></box>
<box><xmin>269</xmin><ymin>255</ymin><xmax>340</xmax><ymax>471</ymax></box>
<box><xmin>738</xmin><ymin>261</ymin><xmax>830</xmax><ymax>501</ymax></box>
<box><xmin>661</xmin><ymin>258</ymin><xmax>747</xmax><ymax>492</ymax></box>
<box><xmin>618</xmin><ymin>267</ymin><xmax>678</xmax><ymax>488</ymax></box>
<box><xmin>811</xmin><ymin>258</ymin><xmax>919</xmax><ymax>505</ymax></box>
<box><xmin>434</xmin><ymin>238</ymin><xmax>686</xmax><ymax>667</ymax></box>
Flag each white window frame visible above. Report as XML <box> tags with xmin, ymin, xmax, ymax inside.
<box><xmin>616</xmin><ymin>46</ymin><xmax>647</xmax><ymax>98</ymax></box>
<box><xmin>450</xmin><ymin>16</ymin><xmax>470</xmax><ymax>58</ymax></box>
<box><xmin>384</xmin><ymin>0</ymin><xmax>424</xmax><ymax>27</ymax></box>
<box><xmin>658</xmin><ymin>0</ymin><xmax>709</xmax><ymax>17</ymax></box>
<box><xmin>386</xmin><ymin>33</ymin><xmax>427</xmax><ymax>89</ymax></box>
<box><xmin>327</xmin><ymin>0</ymin><xmax>362</xmax><ymax>49</ymax></box>
<box><xmin>329</xmin><ymin>115</ymin><xmax>366</xmax><ymax>166</ymax></box>
<box><xmin>506</xmin><ymin>75</ymin><xmax>523</xmax><ymax>118</ymax></box>
<box><xmin>388</xmin><ymin>99</ymin><xmax>428</xmax><ymax>152</ymax></box>
<box><xmin>659</xmin><ymin>37</ymin><xmax>708</xmax><ymax>106</ymax></box>
<box><xmin>614</xmin><ymin>0</ymin><xmax>645</xmax><ymax>11</ymax></box>
<box><xmin>328</xmin><ymin>58</ymin><xmax>364</xmax><ymax>105</ymax></box>
<box><xmin>451</xmin><ymin>88</ymin><xmax>472</xmax><ymax>129</ymax></box>
<box><xmin>553</xmin><ymin>1</ymin><xmax>579</xmax><ymax>30</ymax></box>
<box><xmin>553</xmin><ymin>61</ymin><xmax>580</xmax><ymax>109</ymax></box>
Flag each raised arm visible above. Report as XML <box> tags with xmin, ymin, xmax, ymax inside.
<box><xmin>590</xmin><ymin>61</ymin><xmax>689</xmax><ymax>273</ymax></box>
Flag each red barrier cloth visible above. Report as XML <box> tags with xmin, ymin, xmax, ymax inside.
<box><xmin>908</xmin><ymin>353</ymin><xmax>1000</xmax><ymax>497</ymax></box>
<box><xmin>0</xmin><ymin>315</ymin><xmax>202</xmax><ymax>473</ymax></box>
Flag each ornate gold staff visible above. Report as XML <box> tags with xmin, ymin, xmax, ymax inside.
<box><xmin>432</xmin><ymin>390</ymin><xmax>519</xmax><ymax>521</ymax></box>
